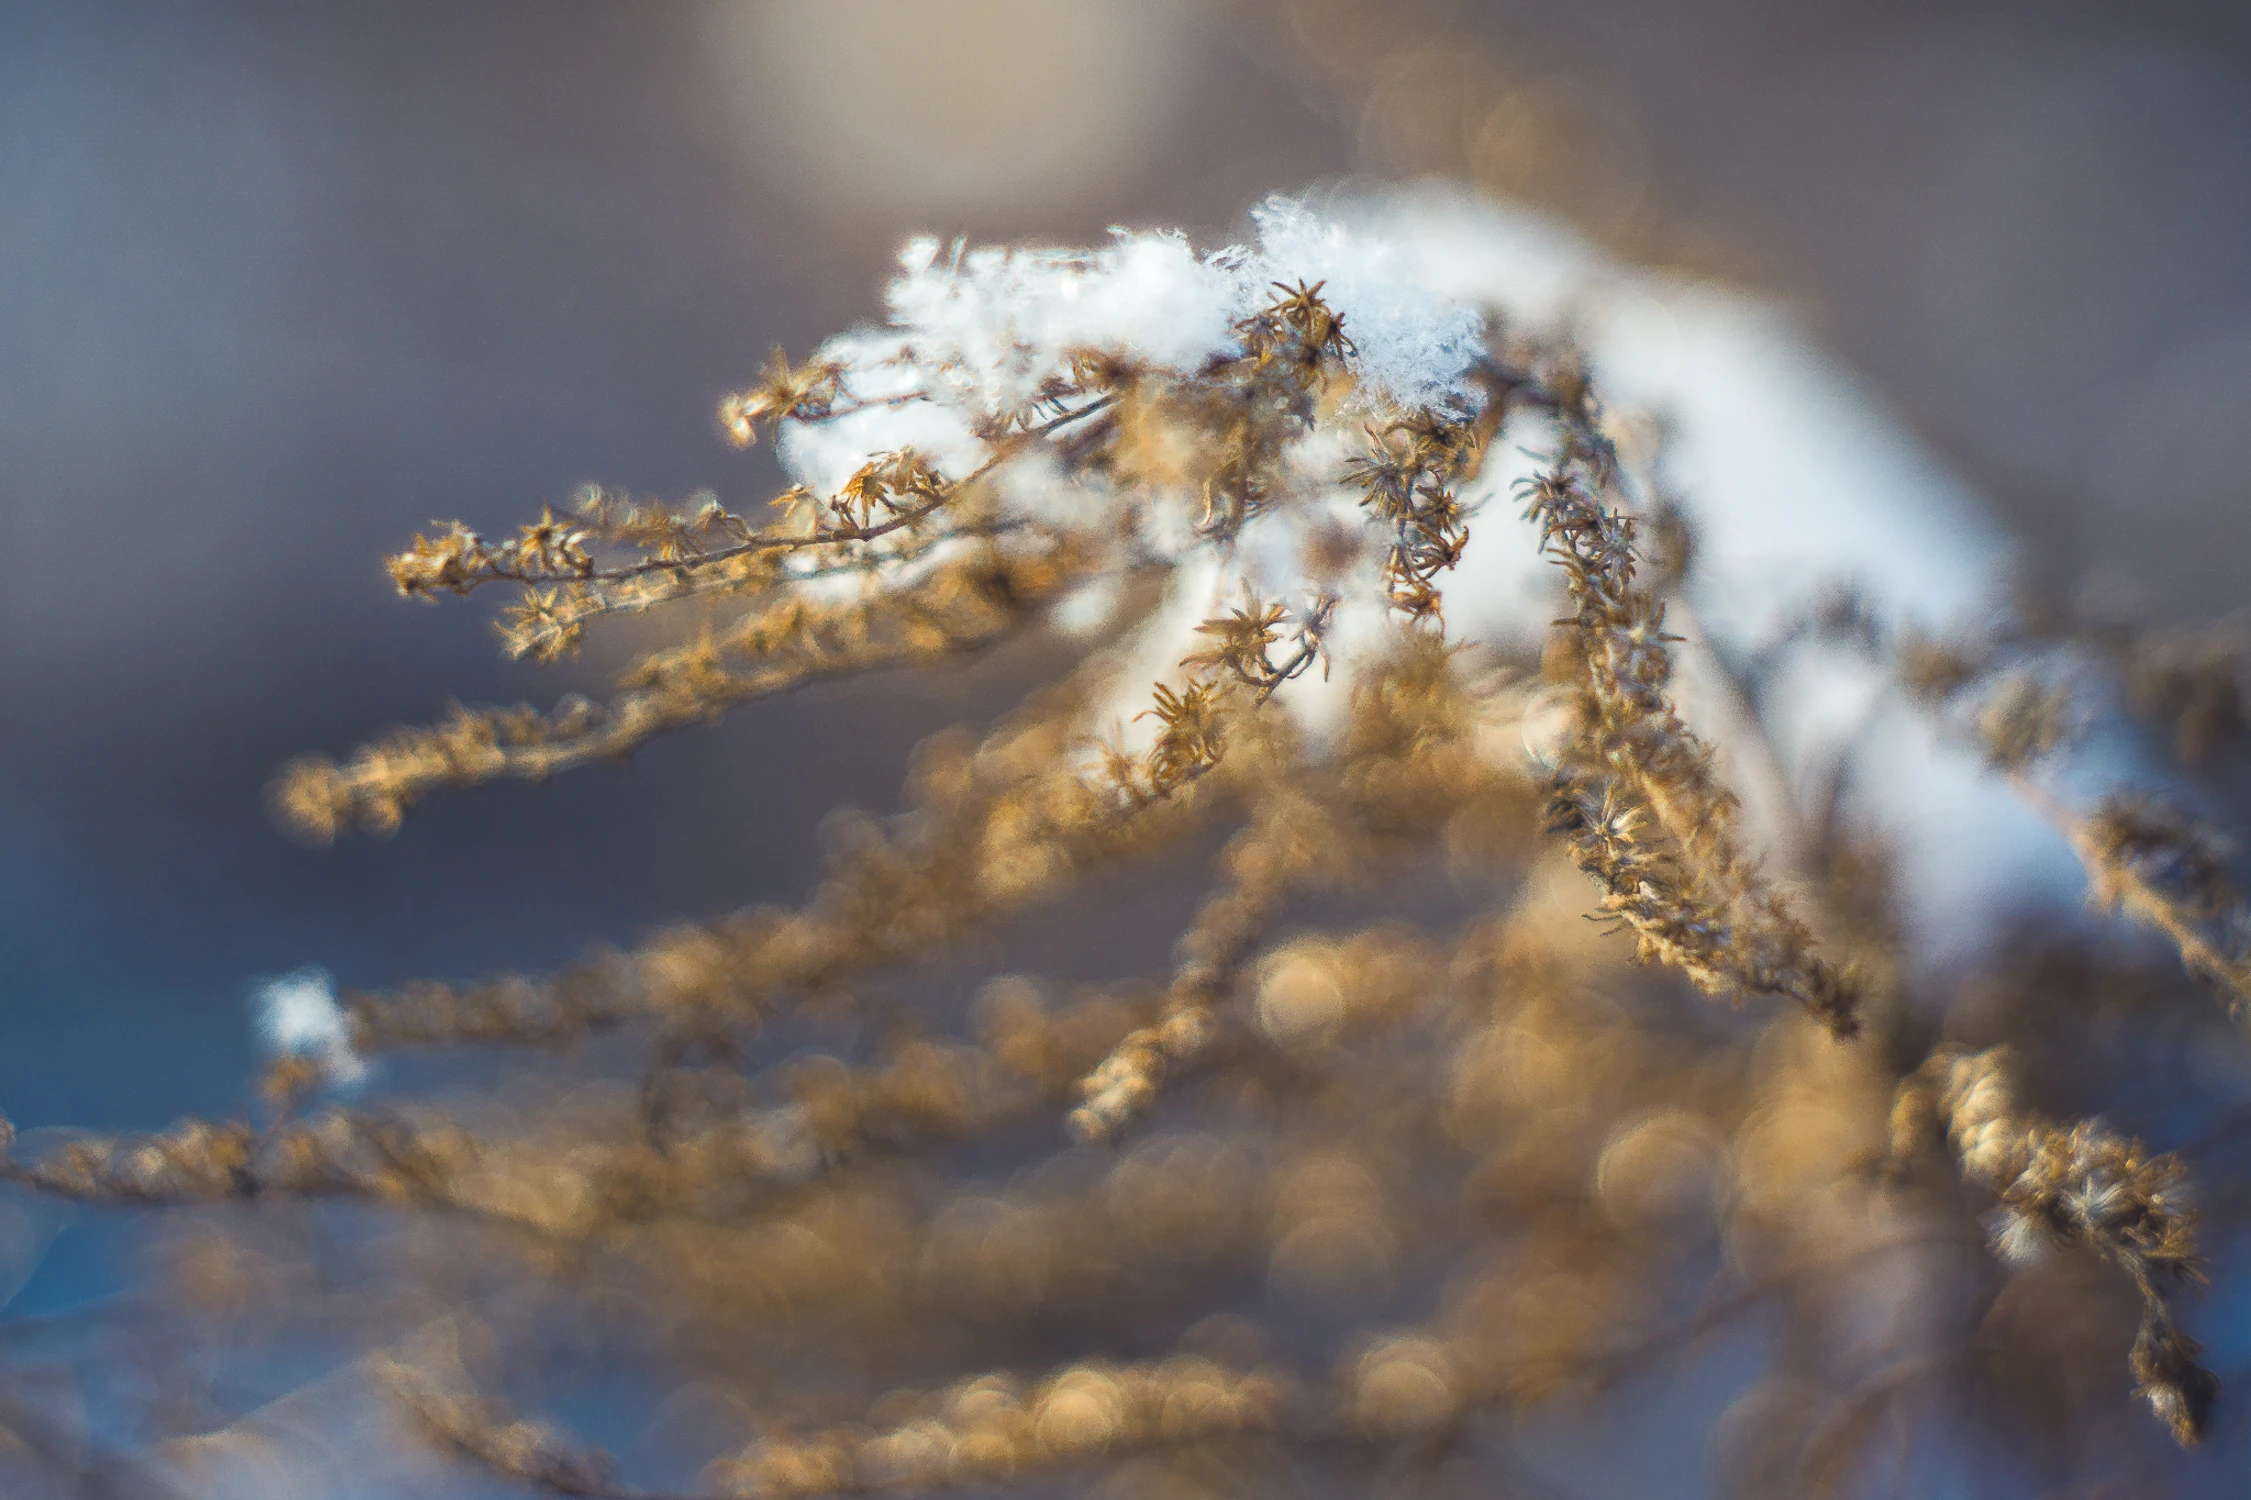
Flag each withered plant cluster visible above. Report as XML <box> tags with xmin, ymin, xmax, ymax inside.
<box><xmin>4</xmin><ymin>206</ymin><xmax>2248</xmax><ymax>1500</ymax></box>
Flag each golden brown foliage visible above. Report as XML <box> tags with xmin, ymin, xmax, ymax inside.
<box><xmin>1521</xmin><ymin>375</ymin><xmax>1860</xmax><ymax>1036</ymax></box>
<box><xmin>1893</xmin><ymin>1047</ymin><xmax>2217</xmax><ymax>1442</ymax></box>
<box><xmin>4</xmin><ymin>219</ymin><xmax>2244</xmax><ymax>1500</ymax></box>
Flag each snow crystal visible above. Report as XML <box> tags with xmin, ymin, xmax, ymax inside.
<box><xmin>1237</xmin><ymin>195</ymin><xmax>1487</xmax><ymax>409</ymax></box>
<box><xmin>760</xmin><ymin>185</ymin><xmax>2093</xmax><ymax>969</ymax></box>
<box><xmin>253</xmin><ymin>966</ymin><xmax>366</xmax><ymax>1087</ymax></box>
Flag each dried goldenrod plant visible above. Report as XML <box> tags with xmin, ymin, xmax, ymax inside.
<box><xmin>1891</xmin><ymin>1046</ymin><xmax>2216</xmax><ymax>1443</ymax></box>
<box><xmin>3</xmin><ymin>195</ymin><xmax>2245</xmax><ymax>1499</ymax></box>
